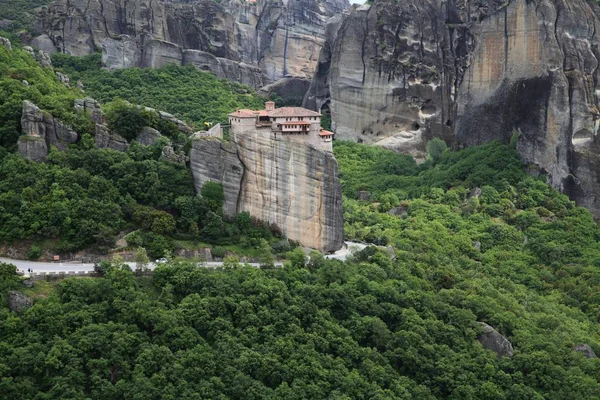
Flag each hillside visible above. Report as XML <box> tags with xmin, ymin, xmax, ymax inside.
<box><xmin>52</xmin><ymin>53</ymin><xmax>265</xmax><ymax>127</ymax></box>
<box><xmin>0</xmin><ymin>40</ymin><xmax>288</xmax><ymax>259</ymax></box>
<box><xmin>1</xmin><ymin>140</ymin><xmax>600</xmax><ymax>398</ymax></box>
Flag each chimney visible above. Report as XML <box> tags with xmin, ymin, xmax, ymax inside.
<box><xmin>265</xmin><ymin>101</ymin><xmax>275</xmax><ymax>111</ymax></box>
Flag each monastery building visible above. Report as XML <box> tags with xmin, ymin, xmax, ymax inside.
<box><xmin>228</xmin><ymin>101</ymin><xmax>334</xmax><ymax>152</ymax></box>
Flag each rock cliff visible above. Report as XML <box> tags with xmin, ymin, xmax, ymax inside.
<box><xmin>190</xmin><ymin>135</ymin><xmax>344</xmax><ymax>252</ymax></box>
<box><xmin>305</xmin><ymin>0</ymin><xmax>600</xmax><ymax>215</ymax></box>
<box><xmin>33</xmin><ymin>0</ymin><xmax>349</xmax><ymax>88</ymax></box>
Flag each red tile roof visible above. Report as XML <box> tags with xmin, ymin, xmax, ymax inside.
<box><xmin>267</xmin><ymin>107</ymin><xmax>321</xmax><ymax>117</ymax></box>
<box><xmin>320</xmin><ymin>129</ymin><xmax>334</xmax><ymax>136</ymax></box>
<box><xmin>230</xmin><ymin>106</ymin><xmax>322</xmax><ymax>119</ymax></box>
<box><xmin>228</xmin><ymin>109</ymin><xmax>258</xmax><ymax>117</ymax></box>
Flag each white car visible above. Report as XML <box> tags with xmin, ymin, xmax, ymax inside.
<box><xmin>155</xmin><ymin>258</ymin><xmax>168</xmax><ymax>264</ymax></box>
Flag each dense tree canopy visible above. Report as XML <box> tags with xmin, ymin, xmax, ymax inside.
<box><xmin>52</xmin><ymin>54</ymin><xmax>265</xmax><ymax>127</ymax></box>
<box><xmin>1</xmin><ymin>140</ymin><xmax>600</xmax><ymax>399</ymax></box>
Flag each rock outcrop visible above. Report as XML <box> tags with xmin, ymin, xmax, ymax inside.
<box><xmin>7</xmin><ymin>291</ymin><xmax>33</xmax><ymax>313</ymax></box>
<box><xmin>574</xmin><ymin>343</ymin><xmax>598</xmax><ymax>359</ymax></box>
<box><xmin>305</xmin><ymin>0</ymin><xmax>600</xmax><ymax>216</ymax></box>
<box><xmin>477</xmin><ymin>322</ymin><xmax>514</xmax><ymax>357</ymax></box>
<box><xmin>18</xmin><ymin>100</ymin><xmax>78</xmax><ymax>161</ymax></box>
<box><xmin>259</xmin><ymin>77</ymin><xmax>312</xmax><ymax>106</ymax></box>
<box><xmin>190</xmin><ymin>135</ymin><xmax>344</xmax><ymax>252</ymax></box>
<box><xmin>33</xmin><ymin>0</ymin><xmax>349</xmax><ymax>88</ymax></box>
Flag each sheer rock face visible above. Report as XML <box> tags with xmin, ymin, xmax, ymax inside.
<box><xmin>190</xmin><ymin>136</ymin><xmax>344</xmax><ymax>252</ymax></box>
<box><xmin>306</xmin><ymin>0</ymin><xmax>600</xmax><ymax>215</ymax></box>
<box><xmin>18</xmin><ymin>100</ymin><xmax>78</xmax><ymax>161</ymax></box>
<box><xmin>33</xmin><ymin>0</ymin><xmax>349</xmax><ymax>88</ymax></box>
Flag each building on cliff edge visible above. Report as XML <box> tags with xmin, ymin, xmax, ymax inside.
<box><xmin>228</xmin><ymin>101</ymin><xmax>334</xmax><ymax>152</ymax></box>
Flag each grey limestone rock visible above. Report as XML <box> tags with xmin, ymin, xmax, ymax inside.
<box><xmin>182</xmin><ymin>49</ymin><xmax>268</xmax><ymax>89</ymax></box>
<box><xmin>7</xmin><ymin>291</ymin><xmax>33</xmax><ymax>312</ymax></box>
<box><xmin>31</xmin><ymin>34</ymin><xmax>57</xmax><ymax>53</ymax></box>
<box><xmin>36</xmin><ymin>50</ymin><xmax>52</xmax><ymax>68</ymax></box>
<box><xmin>0</xmin><ymin>36</ymin><xmax>12</xmax><ymax>50</ymax></box>
<box><xmin>74</xmin><ymin>98</ymin><xmax>104</xmax><ymax>124</ymax></box>
<box><xmin>574</xmin><ymin>344</ymin><xmax>598</xmax><ymax>359</ymax></box>
<box><xmin>18</xmin><ymin>136</ymin><xmax>48</xmax><ymax>162</ymax></box>
<box><xmin>34</xmin><ymin>0</ymin><xmax>349</xmax><ymax>87</ymax></box>
<box><xmin>137</xmin><ymin>127</ymin><xmax>163</xmax><ymax>146</ymax></box>
<box><xmin>190</xmin><ymin>138</ymin><xmax>243</xmax><ymax>218</ymax></box>
<box><xmin>259</xmin><ymin>77</ymin><xmax>312</xmax><ymax>107</ymax></box>
<box><xmin>189</xmin><ymin>133</ymin><xmax>344</xmax><ymax>252</ymax></box>
<box><xmin>94</xmin><ymin>124</ymin><xmax>129</xmax><ymax>152</ymax></box>
<box><xmin>305</xmin><ymin>0</ymin><xmax>600</xmax><ymax>217</ymax></box>
<box><xmin>55</xmin><ymin>71</ymin><xmax>70</xmax><ymax>87</ymax></box>
<box><xmin>23</xmin><ymin>46</ymin><xmax>35</xmax><ymax>58</ymax></box>
<box><xmin>101</xmin><ymin>36</ymin><xmax>142</xmax><ymax>69</ymax></box>
<box><xmin>19</xmin><ymin>100</ymin><xmax>78</xmax><ymax>161</ymax></box>
<box><xmin>477</xmin><ymin>322</ymin><xmax>514</xmax><ymax>357</ymax></box>
<box><xmin>160</xmin><ymin>145</ymin><xmax>188</xmax><ymax>164</ymax></box>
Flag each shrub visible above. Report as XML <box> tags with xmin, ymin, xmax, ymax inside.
<box><xmin>26</xmin><ymin>245</ymin><xmax>41</xmax><ymax>260</ymax></box>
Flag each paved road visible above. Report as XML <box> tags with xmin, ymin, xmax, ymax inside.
<box><xmin>0</xmin><ymin>241</ymin><xmax>367</xmax><ymax>276</ymax></box>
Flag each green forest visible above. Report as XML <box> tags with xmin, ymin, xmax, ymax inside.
<box><xmin>1</xmin><ymin>26</ymin><xmax>600</xmax><ymax>399</ymax></box>
<box><xmin>2</xmin><ymin>140</ymin><xmax>600</xmax><ymax>398</ymax></box>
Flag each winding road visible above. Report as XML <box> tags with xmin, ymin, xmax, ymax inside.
<box><xmin>0</xmin><ymin>242</ymin><xmax>367</xmax><ymax>276</ymax></box>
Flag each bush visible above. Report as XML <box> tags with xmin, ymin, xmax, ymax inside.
<box><xmin>26</xmin><ymin>245</ymin><xmax>41</xmax><ymax>260</ymax></box>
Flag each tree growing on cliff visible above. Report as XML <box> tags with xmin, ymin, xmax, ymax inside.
<box><xmin>426</xmin><ymin>138</ymin><xmax>448</xmax><ymax>164</ymax></box>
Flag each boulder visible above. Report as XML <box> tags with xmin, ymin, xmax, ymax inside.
<box><xmin>31</xmin><ymin>34</ymin><xmax>57</xmax><ymax>53</ymax></box>
<box><xmin>387</xmin><ymin>206</ymin><xmax>407</xmax><ymax>217</ymax></box>
<box><xmin>74</xmin><ymin>98</ymin><xmax>104</xmax><ymax>124</ymax></box>
<box><xmin>36</xmin><ymin>50</ymin><xmax>52</xmax><ymax>68</ymax></box>
<box><xmin>22</xmin><ymin>279</ymin><xmax>34</xmax><ymax>288</ymax></box>
<box><xmin>94</xmin><ymin>124</ymin><xmax>129</xmax><ymax>151</ymax></box>
<box><xmin>55</xmin><ymin>71</ymin><xmax>70</xmax><ymax>87</ymax></box>
<box><xmin>0</xmin><ymin>36</ymin><xmax>12</xmax><ymax>50</ymax></box>
<box><xmin>574</xmin><ymin>344</ymin><xmax>598</xmax><ymax>359</ymax></box>
<box><xmin>7</xmin><ymin>291</ymin><xmax>33</xmax><ymax>312</ymax></box>
<box><xmin>141</xmin><ymin>39</ymin><xmax>183</xmax><ymax>69</ymax></box>
<box><xmin>477</xmin><ymin>322</ymin><xmax>514</xmax><ymax>357</ymax></box>
<box><xmin>22</xmin><ymin>46</ymin><xmax>35</xmax><ymax>58</ymax></box>
<box><xmin>160</xmin><ymin>145</ymin><xmax>188</xmax><ymax>164</ymax></box>
<box><xmin>137</xmin><ymin>127</ymin><xmax>163</xmax><ymax>146</ymax></box>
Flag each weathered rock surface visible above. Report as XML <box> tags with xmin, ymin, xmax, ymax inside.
<box><xmin>182</xmin><ymin>49</ymin><xmax>268</xmax><ymax>89</ymax></box>
<box><xmin>190</xmin><ymin>135</ymin><xmax>344</xmax><ymax>252</ymax></box>
<box><xmin>34</xmin><ymin>0</ymin><xmax>349</xmax><ymax>88</ymax></box>
<box><xmin>574</xmin><ymin>343</ymin><xmax>598</xmax><ymax>359</ymax></box>
<box><xmin>18</xmin><ymin>100</ymin><xmax>78</xmax><ymax>161</ymax></box>
<box><xmin>306</xmin><ymin>0</ymin><xmax>600</xmax><ymax>216</ymax></box>
<box><xmin>7</xmin><ymin>291</ymin><xmax>33</xmax><ymax>313</ymax></box>
<box><xmin>190</xmin><ymin>139</ymin><xmax>244</xmax><ymax>217</ymax></box>
<box><xmin>258</xmin><ymin>77</ymin><xmax>312</xmax><ymax>106</ymax></box>
<box><xmin>477</xmin><ymin>322</ymin><xmax>514</xmax><ymax>357</ymax></box>
<box><xmin>137</xmin><ymin>127</ymin><xmax>163</xmax><ymax>146</ymax></box>
<box><xmin>0</xmin><ymin>36</ymin><xmax>12</xmax><ymax>50</ymax></box>
<box><xmin>31</xmin><ymin>34</ymin><xmax>57</xmax><ymax>53</ymax></box>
